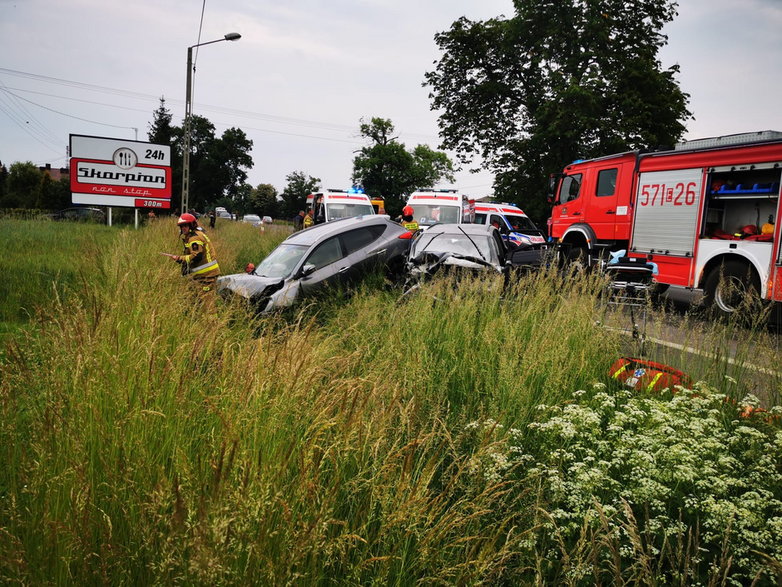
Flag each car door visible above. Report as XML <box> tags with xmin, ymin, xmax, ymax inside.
<box><xmin>340</xmin><ymin>225</ymin><xmax>388</xmax><ymax>279</ymax></box>
<box><xmin>298</xmin><ymin>235</ymin><xmax>347</xmax><ymax>295</ymax></box>
<box><xmin>583</xmin><ymin>165</ymin><xmax>620</xmax><ymax>240</ymax></box>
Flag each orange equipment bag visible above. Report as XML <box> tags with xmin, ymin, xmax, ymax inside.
<box><xmin>608</xmin><ymin>357</ymin><xmax>692</xmax><ymax>393</ymax></box>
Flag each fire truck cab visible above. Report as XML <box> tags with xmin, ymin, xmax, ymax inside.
<box><xmin>548</xmin><ymin>131</ymin><xmax>782</xmax><ymax>316</ymax></box>
<box><xmin>405</xmin><ymin>189</ymin><xmax>475</xmax><ymax>229</ymax></box>
<box><xmin>306</xmin><ymin>188</ymin><xmax>375</xmax><ymax>224</ymax></box>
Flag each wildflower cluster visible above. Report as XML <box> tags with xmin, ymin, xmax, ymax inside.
<box><xmin>469</xmin><ymin>383</ymin><xmax>782</xmax><ymax>583</ymax></box>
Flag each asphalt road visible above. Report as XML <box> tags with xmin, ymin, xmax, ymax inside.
<box><xmin>601</xmin><ymin>285</ymin><xmax>781</xmax><ymax>404</ymax></box>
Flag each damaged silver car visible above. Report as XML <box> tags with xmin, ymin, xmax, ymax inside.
<box><xmin>217</xmin><ymin>215</ymin><xmax>413</xmax><ymax>313</ymax></box>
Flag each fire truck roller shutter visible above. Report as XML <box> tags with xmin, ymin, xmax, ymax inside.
<box><xmin>631</xmin><ymin>168</ymin><xmax>703</xmax><ymax>256</ymax></box>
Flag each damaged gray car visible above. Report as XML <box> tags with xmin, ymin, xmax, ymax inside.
<box><xmin>217</xmin><ymin>215</ymin><xmax>413</xmax><ymax>314</ymax></box>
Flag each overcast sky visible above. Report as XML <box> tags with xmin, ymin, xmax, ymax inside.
<box><xmin>1</xmin><ymin>0</ymin><xmax>781</xmax><ymax>201</ymax></box>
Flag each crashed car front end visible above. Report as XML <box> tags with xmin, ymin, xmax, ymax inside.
<box><xmin>217</xmin><ymin>272</ymin><xmax>300</xmax><ymax>314</ymax></box>
<box><xmin>217</xmin><ymin>242</ymin><xmax>309</xmax><ymax>313</ymax></box>
<box><xmin>403</xmin><ymin>251</ymin><xmax>505</xmax><ymax>293</ymax></box>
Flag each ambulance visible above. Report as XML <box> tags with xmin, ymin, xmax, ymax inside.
<box><xmin>473</xmin><ymin>202</ymin><xmax>546</xmax><ymax>248</ymax></box>
<box><xmin>306</xmin><ymin>188</ymin><xmax>375</xmax><ymax>224</ymax></box>
<box><xmin>405</xmin><ymin>189</ymin><xmax>475</xmax><ymax>228</ymax></box>
<box><xmin>547</xmin><ymin>130</ymin><xmax>782</xmax><ymax>317</ymax></box>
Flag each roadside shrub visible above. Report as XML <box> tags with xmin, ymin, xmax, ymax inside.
<box><xmin>464</xmin><ymin>383</ymin><xmax>782</xmax><ymax>584</ymax></box>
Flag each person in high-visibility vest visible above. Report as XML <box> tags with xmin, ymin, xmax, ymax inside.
<box><xmin>162</xmin><ymin>213</ymin><xmax>221</xmax><ymax>295</ymax></box>
<box><xmin>303</xmin><ymin>208</ymin><xmax>315</xmax><ymax>229</ymax></box>
<box><xmin>400</xmin><ymin>205</ymin><xmax>419</xmax><ymax>232</ymax></box>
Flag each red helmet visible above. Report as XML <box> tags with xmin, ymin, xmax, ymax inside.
<box><xmin>741</xmin><ymin>224</ymin><xmax>758</xmax><ymax>236</ymax></box>
<box><xmin>402</xmin><ymin>205</ymin><xmax>414</xmax><ymax>217</ymax></box>
<box><xmin>177</xmin><ymin>213</ymin><xmax>197</xmax><ymax>226</ymax></box>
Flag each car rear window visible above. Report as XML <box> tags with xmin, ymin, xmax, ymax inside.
<box><xmin>341</xmin><ymin>226</ymin><xmax>385</xmax><ymax>254</ymax></box>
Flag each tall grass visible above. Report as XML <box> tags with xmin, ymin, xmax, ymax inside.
<box><xmin>0</xmin><ymin>219</ymin><xmax>116</xmax><ymax>338</ymax></box>
<box><xmin>1</xmin><ymin>218</ymin><xmax>780</xmax><ymax>583</ymax></box>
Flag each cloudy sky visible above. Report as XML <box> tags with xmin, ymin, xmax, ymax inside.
<box><xmin>1</xmin><ymin>0</ymin><xmax>781</xmax><ymax>201</ymax></box>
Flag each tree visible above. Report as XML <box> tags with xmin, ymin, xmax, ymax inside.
<box><xmin>3</xmin><ymin>162</ymin><xmax>41</xmax><ymax>208</ymax></box>
<box><xmin>280</xmin><ymin>171</ymin><xmax>321</xmax><ymax>219</ymax></box>
<box><xmin>38</xmin><ymin>175</ymin><xmax>71</xmax><ymax>210</ymax></box>
<box><xmin>147</xmin><ymin>97</ymin><xmax>174</xmax><ymax>146</ymax></box>
<box><xmin>0</xmin><ymin>162</ymin><xmax>8</xmax><ymax>202</ymax></box>
<box><xmin>351</xmin><ymin>117</ymin><xmax>455</xmax><ymax>216</ymax></box>
<box><xmin>211</xmin><ymin>127</ymin><xmax>253</xmax><ymax>203</ymax></box>
<box><xmin>250</xmin><ymin>183</ymin><xmax>279</xmax><ymax>217</ymax></box>
<box><xmin>148</xmin><ymin>98</ymin><xmax>181</xmax><ymax>209</ymax></box>
<box><xmin>424</xmin><ymin>0</ymin><xmax>691</xmax><ymax>226</ymax></box>
<box><xmin>170</xmin><ymin>114</ymin><xmax>254</xmax><ymax>213</ymax></box>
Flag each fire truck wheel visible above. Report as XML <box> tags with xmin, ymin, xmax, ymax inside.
<box><xmin>703</xmin><ymin>260</ymin><xmax>761</xmax><ymax>319</ymax></box>
<box><xmin>561</xmin><ymin>245</ymin><xmax>589</xmax><ymax>272</ymax></box>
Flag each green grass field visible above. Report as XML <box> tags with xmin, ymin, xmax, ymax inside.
<box><xmin>1</xmin><ymin>218</ymin><xmax>781</xmax><ymax>584</ymax></box>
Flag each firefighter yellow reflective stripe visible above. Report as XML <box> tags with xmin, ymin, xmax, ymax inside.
<box><xmin>191</xmin><ymin>260</ymin><xmax>219</xmax><ymax>275</ymax></box>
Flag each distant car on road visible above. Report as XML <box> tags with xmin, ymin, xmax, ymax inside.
<box><xmin>45</xmin><ymin>207</ymin><xmax>105</xmax><ymax>222</ymax></box>
<box><xmin>262</xmin><ymin>216</ymin><xmax>273</xmax><ymax>224</ymax></box>
<box><xmin>216</xmin><ymin>210</ymin><xmax>233</xmax><ymax>220</ymax></box>
<box><xmin>217</xmin><ymin>215</ymin><xmax>413</xmax><ymax>314</ymax></box>
<box><xmin>241</xmin><ymin>214</ymin><xmax>262</xmax><ymax>226</ymax></box>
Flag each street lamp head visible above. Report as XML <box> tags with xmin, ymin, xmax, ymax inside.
<box><xmin>224</xmin><ymin>32</ymin><xmax>241</xmax><ymax>41</ymax></box>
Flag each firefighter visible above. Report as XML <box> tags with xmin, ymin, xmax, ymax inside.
<box><xmin>162</xmin><ymin>213</ymin><xmax>221</xmax><ymax>295</ymax></box>
<box><xmin>400</xmin><ymin>205</ymin><xmax>419</xmax><ymax>232</ymax></box>
<box><xmin>303</xmin><ymin>208</ymin><xmax>315</xmax><ymax>229</ymax></box>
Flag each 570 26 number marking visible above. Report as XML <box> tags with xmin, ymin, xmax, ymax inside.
<box><xmin>638</xmin><ymin>182</ymin><xmax>697</xmax><ymax>206</ymax></box>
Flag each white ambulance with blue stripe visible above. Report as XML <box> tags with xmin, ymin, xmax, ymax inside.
<box><xmin>473</xmin><ymin>202</ymin><xmax>545</xmax><ymax>248</ymax></box>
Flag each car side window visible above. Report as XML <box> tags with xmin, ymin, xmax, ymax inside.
<box><xmin>560</xmin><ymin>174</ymin><xmax>582</xmax><ymax>203</ymax></box>
<box><xmin>306</xmin><ymin>237</ymin><xmax>343</xmax><ymax>270</ymax></box>
<box><xmin>490</xmin><ymin>215</ymin><xmax>507</xmax><ymax>233</ymax></box>
<box><xmin>341</xmin><ymin>226</ymin><xmax>383</xmax><ymax>255</ymax></box>
<box><xmin>596</xmin><ymin>168</ymin><xmax>618</xmax><ymax>197</ymax></box>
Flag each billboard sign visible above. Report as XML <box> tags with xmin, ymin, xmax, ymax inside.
<box><xmin>70</xmin><ymin>134</ymin><xmax>172</xmax><ymax>209</ymax></box>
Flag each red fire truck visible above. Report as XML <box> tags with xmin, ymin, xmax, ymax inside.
<box><xmin>548</xmin><ymin>131</ymin><xmax>782</xmax><ymax>316</ymax></box>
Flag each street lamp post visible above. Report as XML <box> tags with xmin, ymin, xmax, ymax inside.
<box><xmin>181</xmin><ymin>32</ymin><xmax>241</xmax><ymax>214</ymax></box>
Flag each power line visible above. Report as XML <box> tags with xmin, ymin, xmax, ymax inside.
<box><xmin>0</xmin><ymin>67</ymin><xmax>441</xmax><ymax>141</ymax></box>
<box><xmin>0</xmin><ymin>87</ymin><xmax>139</xmax><ymax>132</ymax></box>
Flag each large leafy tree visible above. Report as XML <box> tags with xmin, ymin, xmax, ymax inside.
<box><xmin>171</xmin><ymin>114</ymin><xmax>253</xmax><ymax>213</ymax></box>
<box><xmin>352</xmin><ymin>117</ymin><xmax>455</xmax><ymax>217</ymax></box>
<box><xmin>2</xmin><ymin>162</ymin><xmax>41</xmax><ymax>208</ymax></box>
<box><xmin>250</xmin><ymin>183</ymin><xmax>279</xmax><ymax>218</ymax></box>
<box><xmin>280</xmin><ymin>171</ymin><xmax>321</xmax><ymax>219</ymax></box>
<box><xmin>38</xmin><ymin>175</ymin><xmax>71</xmax><ymax>210</ymax></box>
<box><xmin>425</xmin><ymin>0</ymin><xmax>691</xmax><ymax>225</ymax></box>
